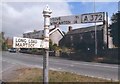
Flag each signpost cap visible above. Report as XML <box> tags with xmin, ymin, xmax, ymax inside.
<box><xmin>43</xmin><ymin>5</ymin><xmax>52</xmax><ymax>15</ymax></box>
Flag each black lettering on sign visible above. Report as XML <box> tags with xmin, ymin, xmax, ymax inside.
<box><xmin>16</xmin><ymin>43</ymin><xmax>20</xmax><ymax>46</ymax></box>
<box><xmin>94</xmin><ymin>14</ymin><xmax>98</xmax><ymax>21</ymax></box>
<box><xmin>15</xmin><ymin>43</ymin><xmax>27</xmax><ymax>48</ymax></box>
<box><xmin>59</xmin><ymin>21</ymin><xmax>71</xmax><ymax>25</ymax></box>
<box><xmin>28</xmin><ymin>39</ymin><xmax>37</xmax><ymax>44</ymax></box>
<box><xmin>28</xmin><ymin>44</ymin><xmax>35</xmax><ymax>48</ymax></box>
<box><xmin>75</xmin><ymin>16</ymin><xmax>79</xmax><ymax>19</ymax></box>
<box><xmin>51</xmin><ymin>17</ymin><xmax>61</xmax><ymax>21</ymax></box>
<box><xmin>52</xmin><ymin>22</ymin><xmax>58</xmax><ymax>25</ymax></box>
<box><xmin>84</xmin><ymin>16</ymin><xmax>88</xmax><ymax>22</ymax></box>
<box><xmin>50</xmin><ymin>23</ymin><xmax>53</xmax><ymax>25</ymax></box>
<box><xmin>19</xmin><ymin>43</ymin><xmax>22</xmax><ymax>47</ymax></box>
<box><xmin>16</xmin><ymin>38</ymin><xmax>26</xmax><ymax>43</ymax></box>
<box><xmin>40</xmin><ymin>44</ymin><xmax>42</xmax><ymax>48</ymax></box>
<box><xmin>90</xmin><ymin>15</ymin><xmax>94</xmax><ymax>21</ymax></box>
<box><xmin>22</xmin><ymin>43</ymin><xmax>27</xmax><ymax>47</ymax></box>
<box><xmin>59</xmin><ymin>21</ymin><xmax>61</xmax><ymax>24</ymax></box>
<box><xmin>98</xmin><ymin>14</ymin><xmax>103</xmax><ymax>21</ymax></box>
<box><xmin>66</xmin><ymin>21</ymin><xmax>71</xmax><ymax>24</ymax></box>
<box><xmin>74</xmin><ymin>20</ymin><xmax>77</xmax><ymax>24</ymax></box>
<box><xmin>31</xmin><ymin>40</ymin><xmax>37</xmax><ymax>43</ymax></box>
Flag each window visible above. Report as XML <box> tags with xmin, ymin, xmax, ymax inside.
<box><xmin>80</xmin><ymin>34</ymin><xmax>83</xmax><ymax>40</ymax></box>
<box><xmin>70</xmin><ymin>35</ymin><xmax>73</xmax><ymax>41</ymax></box>
<box><xmin>71</xmin><ymin>43</ymin><xmax>74</xmax><ymax>46</ymax></box>
<box><xmin>91</xmin><ymin>33</ymin><xmax>94</xmax><ymax>38</ymax></box>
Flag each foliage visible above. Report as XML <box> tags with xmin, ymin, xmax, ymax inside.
<box><xmin>0</xmin><ymin>33</ymin><xmax>2</xmax><ymax>50</ymax></box>
<box><xmin>49</xmin><ymin>39</ymin><xmax>54</xmax><ymax>50</ymax></box>
<box><xmin>110</xmin><ymin>12</ymin><xmax>120</xmax><ymax>47</ymax></box>
<box><xmin>0</xmin><ymin>32</ymin><xmax>7</xmax><ymax>50</ymax></box>
<box><xmin>31</xmin><ymin>48</ymin><xmax>37</xmax><ymax>52</ymax></box>
<box><xmin>2</xmin><ymin>42</ymin><xmax>7</xmax><ymax>50</ymax></box>
<box><xmin>49</xmin><ymin>39</ymin><xmax>61</xmax><ymax>51</ymax></box>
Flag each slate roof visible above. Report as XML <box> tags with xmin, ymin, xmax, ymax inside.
<box><xmin>67</xmin><ymin>25</ymin><xmax>103</xmax><ymax>35</ymax></box>
<box><xmin>50</xmin><ymin>28</ymin><xmax>56</xmax><ymax>32</ymax></box>
<box><xmin>49</xmin><ymin>27</ymin><xmax>64</xmax><ymax>36</ymax></box>
<box><xmin>23</xmin><ymin>27</ymin><xmax>64</xmax><ymax>37</ymax></box>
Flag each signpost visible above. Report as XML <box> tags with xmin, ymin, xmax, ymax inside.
<box><xmin>50</xmin><ymin>12</ymin><xmax>104</xmax><ymax>25</ymax></box>
<box><xmin>43</xmin><ymin>5</ymin><xmax>52</xmax><ymax>84</ymax></box>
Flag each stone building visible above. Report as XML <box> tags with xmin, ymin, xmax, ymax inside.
<box><xmin>23</xmin><ymin>27</ymin><xmax>64</xmax><ymax>46</ymax></box>
<box><xmin>59</xmin><ymin>25</ymin><xmax>105</xmax><ymax>52</ymax></box>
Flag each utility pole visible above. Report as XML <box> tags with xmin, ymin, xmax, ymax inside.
<box><xmin>106</xmin><ymin>12</ymin><xmax>108</xmax><ymax>48</ymax></box>
<box><xmin>103</xmin><ymin>12</ymin><xmax>108</xmax><ymax>49</ymax></box>
<box><xmin>94</xmin><ymin>0</ymin><xmax>97</xmax><ymax>55</ymax></box>
<box><xmin>43</xmin><ymin>5</ymin><xmax>52</xmax><ymax>84</ymax></box>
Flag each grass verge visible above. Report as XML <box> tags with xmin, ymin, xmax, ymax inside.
<box><xmin>11</xmin><ymin>68</ymin><xmax>117</xmax><ymax>82</ymax></box>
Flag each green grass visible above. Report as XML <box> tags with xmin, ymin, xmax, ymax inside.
<box><xmin>11</xmin><ymin>68</ymin><xmax>117</xmax><ymax>82</ymax></box>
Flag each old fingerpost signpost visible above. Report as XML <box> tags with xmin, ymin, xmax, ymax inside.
<box><xmin>43</xmin><ymin>5</ymin><xmax>52</xmax><ymax>84</ymax></box>
<box><xmin>13</xmin><ymin>5</ymin><xmax>52</xmax><ymax>83</ymax></box>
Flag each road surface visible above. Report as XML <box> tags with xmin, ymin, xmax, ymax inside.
<box><xmin>1</xmin><ymin>51</ymin><xmax>119</xmax><ymax>81</ymax></box>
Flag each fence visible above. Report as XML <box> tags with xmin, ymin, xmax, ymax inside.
<box><xmin>60</xmin><ymin>48</ymin><xmax>119</xmax><ymax>64</ymax></box>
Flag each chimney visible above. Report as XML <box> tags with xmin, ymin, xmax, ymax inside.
<box><xmin>34</xmin><ymin>30</ymin><xmax>37</xmax><ymax>32</ymax></box>
<box><xmin>68</xmin><ymin>26</ymin><xmax>72</xmax><ymax>32</ymax></box>
<box><xmin>54</xmin><ymin>24</ymin><xmax>59</xmax><ymax>28</ymax></box>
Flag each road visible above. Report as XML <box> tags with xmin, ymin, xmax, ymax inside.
<box><xmin>1</xmin><ymin>51</ymin><xmax>119</xmax><ymax>81</ymax></box>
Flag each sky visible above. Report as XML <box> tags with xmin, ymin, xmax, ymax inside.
<box><xmin>1</xmin><ymin>0</ymin><xmax>119</xmax><ymax>38</ymax></box>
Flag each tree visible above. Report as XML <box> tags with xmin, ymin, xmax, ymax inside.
<box><xmin>110</xmin><ymin>12</ymin><xmax>120</xmax><ymax>47</ymax></box>
<box><xmin>49</xmin><ymin>39</ymin><xmax>54</xmax><ymax>51</ymax></box>
<box><xmin>0</xmin><ymin>33</ymin><xmax>2</xmax><ymax>50</ymax></box>
<box><xmin>0</xmin><ymin>32</ymin><xmax>7</xmax><ymax>50</ymax></box>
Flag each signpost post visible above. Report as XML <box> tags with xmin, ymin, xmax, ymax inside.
<box><xmin>43</xmin><ymin>5</ymin><xmax>52</xmax><ymax>84</ymax></box>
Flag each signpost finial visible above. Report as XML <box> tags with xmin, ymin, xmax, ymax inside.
<box><xmin>43</xmin><ymin>5</ymin><xmax>52</xmax><ymax>15</ymax></box>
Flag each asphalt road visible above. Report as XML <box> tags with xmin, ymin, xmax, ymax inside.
<box><xmin>1</xmin><ymin>51</ymin><xmax>119</xmax><ymax>81</ymax></box>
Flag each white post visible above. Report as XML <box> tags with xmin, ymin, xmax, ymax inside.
<box><xmin>103</xmin><ymin>12</ymin><xmax>108</xmax><ymax>49</ymax></box>
<box><xmin>94</xmin><ymin>0</ymin><xmax>97</xmax><ymax>55</ymax></box>
<box><xmin>43</xmin><ymin>5</ymin><xmax>52</xmax><ymax>84</ymax></box>
<box><xmin>106</xmin><ymin>12</ymin><xmax>108</xmax><ymax>48</ymax></box>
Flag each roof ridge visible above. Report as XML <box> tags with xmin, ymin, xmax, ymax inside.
<box><xmin>67</xmin><ymin>25</ymin><xmax>103</xmax><ymax>34</ymax></box>
<box><xmin>73</xmin><ymin>24</ymin><xmax>103</xmax><ymax>31</ymax></box>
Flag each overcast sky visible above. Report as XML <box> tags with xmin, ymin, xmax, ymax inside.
<box><xmin>1</xmin><ymin>0</ymin><xmax>119</xmax><ymax>38</ymax></box>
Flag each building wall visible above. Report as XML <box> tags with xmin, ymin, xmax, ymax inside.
<box><xmin>107</xmin><ymin>26</ymin><xmax>114</xmax><ymax>48</ymax></box>
<box><xmin>50</xmin><ymin>30</ymin><xmax>63</xmax><ymax>46</ymax></box>
<box><xmin>108</xmin><ymin>36</ymin><xmax>114</xmax><ymax>48</ymax></box>
<box><xmin>60</xmin><ymin>30</ymin><xmax>104</xmax><ymax>51</ymax></box>
<box><xmin>23</xmin><ymin>30</ymin><xmax>44</xmax><ymax>39</ymax></box>
<box><xmin>6</xmin><ymin>38</ymin><xmax>13</xmax><ymax>48</ymax></box>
